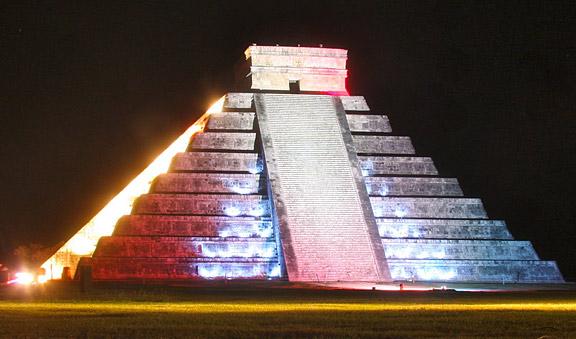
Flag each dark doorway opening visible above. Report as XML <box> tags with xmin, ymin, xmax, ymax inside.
<box><xmin>289</xmin><ymin>80</ymin><xmax>300</xmax><ymax>93</ymax></box>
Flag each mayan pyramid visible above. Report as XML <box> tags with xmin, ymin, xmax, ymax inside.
<box><xmin>42</xmin><ymin>45</ymin><xmax>563</xmax><ymax>283</ymax></box>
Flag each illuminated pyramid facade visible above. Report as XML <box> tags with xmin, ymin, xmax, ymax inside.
<box><xmin>43</xmin><ymin>46</ymin><xmax>563</xmax><ymax>283</ymax></box>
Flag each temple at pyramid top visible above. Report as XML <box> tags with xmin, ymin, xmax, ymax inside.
<box><xmin>244</xmin><ymin>45</ymin><xmax>349</xmax><ymax>94</ymax></box>
<box><xmin>41</xmin><ymin>44</ymin><xmax>563</xmax><ymax>284</ymax></box>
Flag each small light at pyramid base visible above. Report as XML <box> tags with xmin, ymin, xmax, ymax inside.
<box><xmin>13</xmin><ymin>272</ymin><xmax>34</xmax><ymax>285</ymax></box>
<box><xmin>7</xmin><ymin>271</ymin><xmax>48</xmax><ymax>285</ymax></box>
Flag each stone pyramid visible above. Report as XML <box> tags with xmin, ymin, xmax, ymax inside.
<box><xmin>42</xmin><ymin>45</ymin><xmax>563</xmax><ymax>283</ymax></box>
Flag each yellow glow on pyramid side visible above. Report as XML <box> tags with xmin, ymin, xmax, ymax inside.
<box><xmin>41</xmin><ymin>96</ymin><xmax>225</xmax><ymax>279</ymax></box>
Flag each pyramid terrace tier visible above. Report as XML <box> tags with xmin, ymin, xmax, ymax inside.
<box><xmin>371</xmin><ymin>197</ymin><xmax>488</xmax><ymax>219</ymax></box>
<box><xmin>133</xmin><ymin>194</ymin><xmax>270</xmax><ymax>217</ymax></box>
<box><xmin>204</xmin><ymin>111</ymin><xmax>394</xmax><ymax>133</ymax></box>
<box><xmin>190</xmin><ymin>132</ymin><xmax>256</xmax><ymax>151</ymax></box>
<box><xmin>224</xmin><ymin>94</ymin><xmax>371</xmax><ymax>112</ymax></box>
<box><xmin>388</xmin><ymin>259</ymin><xmax>564</xmax><ymax>283</ymax></box>
<box><xmin>382</xmin><ymin>239</ymin><xmax>538</xmax><ymax>260</ymax></box>
<box><xmin>365</xmin><ymin>177</ymin><xmax>463</xmax><ymax>197</ymax></box>
<box><xmin>346</xmin><ymin>114</ymin><xmax>392</xmax><ymax>133</ymax></box>
<box><xmin>340</xmin><ymin>96</ymin><xmax>370</xmax><ymax>111</ymax></box>
<box><xmin>114</xmin><ymin>215</ymin><xmax>274</xmax><ymax>238</ymax></box>
<box><xmin>206</xmin><ymin>112</ymin><xmax>256</xmax><ymax>131</ymax></box>
<box><xmin>211</xmin><ymin>97</ymin><xmax>394</xmax><ymax>134</ymax></box>
<box><xmin>377</xmin><ymin>219</ymin><xmax>513</xmax><ymax>239</ymax></box>
<box><xmin>358</xmin><ymin>156</ymin><xmax>438</xmax><ymax>176</ymax></box>
<box><xmin>353</xmin><ymin>135</ymin><xmax>415</xmax><ymax>154</ymax></box>
<box><xmin>170</xmin><ymin>152</ymin><xmax>262</xmax><ymax>173</ymax></box>
<box><xmin>92</xmin><ymin>257</ymin><xmax>281</xmax><ymax>280</ymax></box>
<box><xmin>94</xmin><ymin>236</ymin><xmax>278</xmax><ymax>259</ymax></box>
<box><xmin>153</xmin><ymin>173</ymin><xmax>265</xmax><ymax>194</ymax></box>
<box><xmin>191</xmin><ymin>132</ymin><xmax>417</xmax><ymax>155</ymax></box>
<box><xmin>224</xmin><ymin>93</ymin><xmax>254</xmax><ymax>109</ymax></box>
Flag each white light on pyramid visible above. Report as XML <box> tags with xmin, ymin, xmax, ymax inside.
<box><xmin>40</xmin><ymin>96</ymin><xmax>225</xmax><ymax>279</ymax></box>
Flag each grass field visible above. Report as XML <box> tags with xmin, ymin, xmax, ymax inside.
<box><xmin>0</xmin><ymin>282</ymin><xmax>575</xmax><ymax>338</ymax></box>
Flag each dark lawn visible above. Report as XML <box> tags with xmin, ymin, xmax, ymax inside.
<box><xmin>0</xmin><ymin>282</ymin><xmax>574</xmax><ymax>338</ymax></box>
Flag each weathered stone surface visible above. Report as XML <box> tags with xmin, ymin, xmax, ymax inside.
<box><xmin>377</xmin><ymin>218</ymin><xmax>512</xmax><ymax>239</ymax></box>
<box><xmin>118</xmin><ymin>215</ymin><xmax>269</xmax><ymax>237</ymax></box>
<box><xmin>255</xmin><ymin>93</ymin><xmax>389</xmax><ymax>282</ymax></box>
<box><xmin>133</xmin><ymin>194</ymin><xmax>270</xmax><ymax>216</ymax></box>
<box><xmin>358</xmin><ymin>156</ymin><xmax>438</xmax><ymax>176</ymax></box>
<box><xmin>92</xmin><ymin>257</ymin><xmax>278</xmax><ymax>280</ymax></box>
<box><xmin>224</xmin><ymin>93</ymin><xmax>253</xmax><ymax>109</ymax></box>
<box><xmin>207</xmin><ymin>112</ymin><xmax>255</xmax><ymax>130</ymax></box>
<box><xmin>346</xmin><ymin>114</ymin><xmax>392</xmax><ymax>133</ymax></box>
<box><xmin>171</xmin><ymin>152</ymin><xmax>260</xmax><ymax>173</ymax></box>
<box><xmin>382</xmin><ymin>239</ymin><xmax>538</xmax><ymax>260</ymax></box>
<box><xmin>153</xmin><ymin>173</ymin><xmax>263</xmax><ymax>194</ymax></box>
<box><xmin>388</xmin><ymin>259</ymin><xmax>564</xmax><ymax>283</ymax></box>
<box><xmin>370</xmin><ymin>197</ymin><xmax>487</xmax><ymax>219</ymax></box>
<box><xmin>190</xmin><ymin>132</ymin><xmax>256</xmax><ymax>151</ymax></box>
<box><xmin>115</xmin><ymin>215</ymin><xmax>273</xmax><ymax>238</ymax></box>
<box><xmin>353</xmin><ymin>135</ymin><xmax>415</xmax><ymax>154</ymax></box>
<box><xmin>365</xmin><ymin>177</ymin><xmax>463</xmax><ymax>196</ymax></box>
<box><xmin>94</xmin><ymin>236</ymin><xmax>277</xmax><ymax>258</ymax></box>
<box><xmin>339</xmin><ymin>96</ymin><xmax>369</xmax><ymax>111</ymax></box>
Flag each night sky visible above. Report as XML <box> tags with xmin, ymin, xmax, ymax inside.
<box><xmin>1</xmin><ymin>2</ymin><xmax>575</xmax><ymax>280</ymax></box>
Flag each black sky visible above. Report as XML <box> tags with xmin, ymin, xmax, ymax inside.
<box><xmin>1</xmin><ymin>1</ymin><xmax>575</xmax><ymax>280</ymax></box>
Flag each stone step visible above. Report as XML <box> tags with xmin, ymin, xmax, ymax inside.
<box><xmin>171</xmin><ymin>152</ymin><xmax>262</xmax><ymax>173</ymax></box>
<box><xmin>206</xmin><ymin>112</ymin><xmax>255</xmax><ymax>130</ymax></box>
<box><xmin>340</xmin><ymin>96</ymin><xmax>370</xmax><ymax>111</ymax></box>
<box><xmin>346</xmin><ymin>114</ymin><xmax>391</xmax><ymax>133</ymax></box>
<box><xmin>190</xmin><ymin>132</ymin><xmax>256</xmax><ymax>151</ymax></box>
<box><xmin>370</xmin><ymin>197</ymin><xmax>487</xmax><ymax>219</ymax></box>
<box><xmin>376</xmin><ymin>218</ymin><xmax>512</xmax><ymax>239</ymax></box>
<box><xmin>353</xmin><ymin>135</ymin><xmax>415</xmax><ymax>154</ymax></box>
<box><xmin>382</xmin><ymin>239</ymin><xmax>538</xmax><ymax>260</ymax></box>
<box><xmin>358</xmin><ymin>156</ymin><xmax>438</xmax><ymax>176</ymax></box>
<box><xmin>115</xmin><ymin>215</ymin><xmax>274</xmax><ymax>238</ymax></box>
<box><xmin>365</xmin><ymin>177</ymin><xmax>463</xmax><ymax>197</ymax></box>
<box><xmin>153</xmin><ymin>173</ymin><xmax>263</xmax><ymax>194</ymax></box>
<box><xmin>224</xmin><ymin>93</ymin><xmax>254</xmax><ymax>109</ymax></box>
<box><xmin>387</xmin><ymin>259</ymin><xmax>564</xmax><ymax>283</ymax></box>
<box><xmin>94</xmin><ymin>236</ymin><xmax>278</xmax><ymax>258</ymax></box>
<box><xmin>133</xmin><ymin>193</ymin><xmax>270</xmax><ymax>216</ymax></box>
<box><xmin>92</xmin><ymin>257</ymin><xmax>281</xmax><ymax>280</ymax></box>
